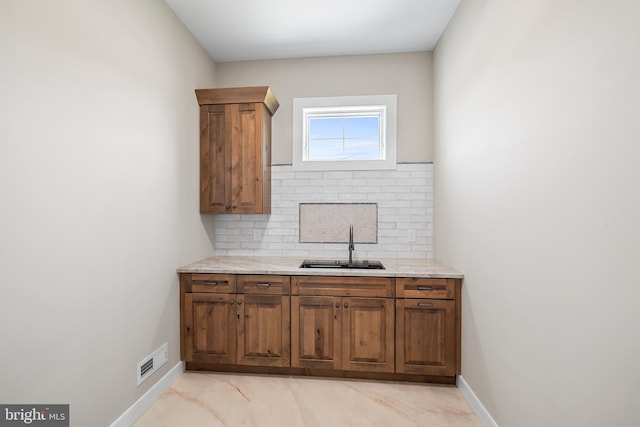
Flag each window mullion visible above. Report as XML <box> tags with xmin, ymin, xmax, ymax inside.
<box><xmin>341</xmin><ymin>117</ymin><xmax>346</xmax><ymax>155</ymax></box>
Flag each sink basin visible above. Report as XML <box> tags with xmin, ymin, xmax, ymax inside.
<box><xmin>299</xmin><ymin>259</ymin><xmax>385</xmax><ymax>270</ymax></box>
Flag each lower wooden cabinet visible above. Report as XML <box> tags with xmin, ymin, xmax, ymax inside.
<box><xmin>290</xmin><ymin>296</ymin><xmax>340</xmax><ymax>370</ymax></box>
<box><xmin>395</xmin><ymin>278</ymin><xmax>461</xmax><ymax>377</ymax></box>
<box><xmin>342</xmin><ymin>297</ymin><xmax>395</xmax><ymax>373</ymax></box>
<box><xmin>237</xmin><ymin>294</ymin><xmax>290</xmax><ymax>367</ymax></box>
<box><xmin>290</xmin><ymin>276</ymin><xmax>395</xmax><ymax>373</ymax></box>
<box><xmin>182</xmin><ymin>274</ymin><xmax>290</xmax><ymax>368</ymax></box>
<box><xmin>184</xmin><ymin>293</ymin><xmax>236</xmax><ymax>364</ymax></box>
<box><xmin>291</xmin><ymin>296</ymin><xmax>394</xmax><ymax>372</ymax></box>
<box><xmin>395</xmin><ymin>298</ymin><xmax>456</xmax><ymax>376</ymax></box>
<box><xmin>180</xmin><ymin>273</ymin><xmax>461</xmax><ymax>383</ymax></box>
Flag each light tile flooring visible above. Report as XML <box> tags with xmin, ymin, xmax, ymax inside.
<box><xmin>133</xmin><ymin>372</ymin><xmax>481</xmax><ymax>427</ymax></box>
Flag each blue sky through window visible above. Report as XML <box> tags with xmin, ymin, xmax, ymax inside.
<box><xmin>308</xmin><ymin>116</ymin><xmax>380</xmax><ymax>160</ymax></box>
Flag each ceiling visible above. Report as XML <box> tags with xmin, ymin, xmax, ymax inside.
<box><xmin>164</xmin><ymin>0</ymin><xmax>461</xmax><ymax>62</ymax></box>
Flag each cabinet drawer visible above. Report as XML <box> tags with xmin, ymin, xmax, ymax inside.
<box><xmin>396</xmin><ymin>278</ymin><xmax>454</xmax><ymax>299</ymax></box>
<box><xmin>292</xmin><ymin>276</ymin><xmax>394</xmax><ymax>298</ymax></box>
<box><xmin>190</xmin><ymin>274</ymin><xmax>236</xmax><ymax>293</ymax></box>
<box><xmin>237</xmin><ymin>275</ymin><xmax>290</xmax><ymax>295</ymax></box>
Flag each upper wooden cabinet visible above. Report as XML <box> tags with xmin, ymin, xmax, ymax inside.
<box><xmin>195</xmin><ymin>86</ymin><xmax>279</xmax><ymax>214</ymax></box>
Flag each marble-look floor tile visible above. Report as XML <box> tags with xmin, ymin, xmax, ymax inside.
<box><xmin>132</xmin><ymin>373</ymin><xmax>481</xmax><ymax>427</ymax></box>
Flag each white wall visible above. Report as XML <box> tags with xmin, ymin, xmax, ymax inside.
<box><xmin>434</xmin><ymin>1</ymin><xmax>640</xmax><ymax>426</ymax></box>
<box><xmin>0</xmin><ymin>1</ymin><xmax>216</xmax><ymax>425</ymax></box>
<box><xmin>216</xmin><ymin>52</ymin><xmax>434</xmax><ymax>164</ymax></box>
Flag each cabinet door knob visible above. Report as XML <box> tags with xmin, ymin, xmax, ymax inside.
<box><xmin>335</xmin><ymin>303</ymin><xmax>340</xmax><ymax>308</ymax></box>
<box><xmin>229</xmin><ymin>300</ymin><xmax>234</xmax><ymax>305</ymax></box>
<box><xmin>238</xmin><ymin>300</ymin><xmax>242</xmax><ymax>305</ymax></box>
<box><xmin>344</xmin><ymin>303</ymin><xmax>349</xmax><ymax>309</ymax></box>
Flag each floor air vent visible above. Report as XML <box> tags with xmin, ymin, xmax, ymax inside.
<box><xmin>136</xmin><ymin>343</ymin><xmax>168</xmax><ymax>385</ymax></box>
<box><xmin>140</xmin><ymin>358</ymin><xmax>154</xmax><ymax>377</ymax></box>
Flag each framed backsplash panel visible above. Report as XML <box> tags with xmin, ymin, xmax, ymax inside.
<box><xmin>299</xmin><ymin>203</ymin><xmax>377</xmax><ymax>243</ymax></box>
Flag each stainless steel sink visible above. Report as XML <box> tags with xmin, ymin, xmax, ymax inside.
<box><xmin>299</xmin><ymin>259</ymin><xmax>385</xmax><ymax>270</ymax></box>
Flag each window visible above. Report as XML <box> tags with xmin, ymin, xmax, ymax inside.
<box><xmin>293</xmin><ymin>95</ymin><xmax>397</xmax><ymax>170</ymax></box>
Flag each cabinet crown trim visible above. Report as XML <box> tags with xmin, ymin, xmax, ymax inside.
<box><xmin>195</xmin><ymin>86</ymin><xmax>280</xmax><ymax>115</ymax></box>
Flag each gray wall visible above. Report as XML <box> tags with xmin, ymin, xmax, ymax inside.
<box><xmin>0</xmin><ymin>1</ymin><xmax>217</xmax><ymax>425</ymax></box>
<box><xmin>216</xmin><ymin>52</ymin><xmax>434</xmax><ymax>164</ymax></box>
<box><xmin>434</xmin><ymin>0</ymin><xmax>640</xmax><ymax>425</ymax></box>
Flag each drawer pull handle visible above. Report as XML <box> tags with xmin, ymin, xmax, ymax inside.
<box><xmin>417</xmin><ymin>286</ymin><xmax>433</xmax><ymax>291</ymax></box>
<box><xmin>418</xmin><ymin>303</ymin><xmax>433</xmax><ymax>307</ymax></box>
<box><xmin>203</xmin><ymin>281</ymin><xmax>218</xmax><ymax>286</ymax></box>
<box><xmin>256</xmin><ymin>283</ymin><xmax>271</xmax><ymax>287</ymax></box>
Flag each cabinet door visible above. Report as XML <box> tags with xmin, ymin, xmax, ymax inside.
<box><xmin>291</xmin><ymin>296</ymin><xmax>341</xmax><ymax>369</ymax></box>
<box><xmin>396</xmin><ymin>299</ymin><xmax>456</xmax><ymax>376</ymax></box>
<box><xmin>231</xmin><ymin>103</ymin><xmax>265</xmax><ymax>214</ymax></box>
<box><xmin>341</xmin><ymin>298</ymin><xmax>395</xmax><ymax>373</ymax></box>
<box><xmin>184</xmin><ymin>293</ymin><xmax>236</xmax><ymax>364</ymax></box>
<box><xmin>200</xmin><ymin>105</ymin><xmax>231</xmax><ymax>213</ymax></box>
<box><xmin>236</xmin><ymin>295</ymin><xmax>290</xmax><ymax>367</ymax></box>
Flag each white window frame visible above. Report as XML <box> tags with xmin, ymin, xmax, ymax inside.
<box><xmin>293</xmin><ymin>95</ymin><xmax>397</xmax><ymax>171</ymax></box>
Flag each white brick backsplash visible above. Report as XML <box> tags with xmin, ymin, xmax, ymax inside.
<box><xmin>213</xmin><ymin>163</ymin><xmax>434</xmax><ymax>259</ymax></box>
<box><xmin>323</xmin><ymin>171</ymin><xmax>353</xmax><ymax>179</ymax></box>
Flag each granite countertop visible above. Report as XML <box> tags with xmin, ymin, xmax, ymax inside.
<box><xmin>177</xmin><ymin>256</ymin><xmax>463</xmax><ymax>279</ymax></box>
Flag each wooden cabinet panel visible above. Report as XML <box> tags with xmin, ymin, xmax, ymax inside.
<box><xmin>396</xmin><ymin>278</ymin><xmax>454</xmax><ymax>299</ymax></box>
<box><xmin>291</xmin><ymin>296</ymin><xmax>341</xmax><ymax>369</ymax></box>
<box><xmin>190</xmin><ymin>274</ymin><xmax>236</xmax><ymax>294</ymax></box>
<box><xmin>237</xmin><ymin>275</ymin><xmax>290</xmax><ymax>295</ymax></box>
<box><xmin>200</xmin><ymin>105</ymin><xmax>230</xmax><ymax>213</ymax></box>
<box><xmin>396</xmin><ymin>299</ymin><xmax>456</xmax><ymax>376</ymax></box>
<box><xmin>237</xmin><ymin>294</ymin><xmax>290</xmax><ymax>367</ymax></box>
<box><xmin>232</xmin><ymin>104</ymin><xmax>260</xmax><ymax>213</ymax></box>
<box><xmin>292</xmin><ymin>276</ymin><xmax>394</xmax><ymax>298</ymax></box>
<box><xmin>184</xmin><ymin>293</ymin><xmax>236</xmax><ymax>364</ymax></box>
<box><xmin>260</xmin><ymin>105</ymin><xmax>272</xmax><ymax>213</ymax></box>
<box><xmin>342</xmin><ymin>297</ymin><xmax>394</xmax><ymax>373</ymax></box>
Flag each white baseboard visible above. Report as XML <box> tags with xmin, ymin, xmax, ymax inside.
<box><xmin>457</xmin><ymin>375</ymin><xmax>499</xmax><ymax>427</ymax></box>
<box><xmin>110</xmin><ymin>361</ymin><xmax>184</xmax><ymax>427</ymax></box>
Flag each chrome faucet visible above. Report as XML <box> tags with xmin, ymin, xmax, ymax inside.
<box><xmin>348</xmin><ymin>225</ymin><xmax>355</xmax><ymax>264</ymax></box>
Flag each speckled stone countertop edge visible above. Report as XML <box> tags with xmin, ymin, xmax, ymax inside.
<box><xmin>177</xmin><ymin>256</ymin><xmax>464</xmax><ymax>279</ymax></box>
